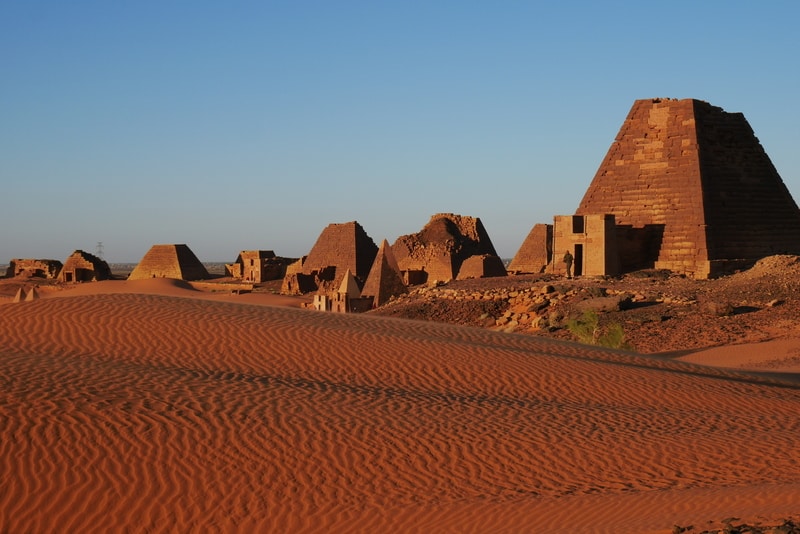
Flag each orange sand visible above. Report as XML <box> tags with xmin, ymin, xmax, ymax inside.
<box><xmin>1</xmin><ymin>279</ymin><xmax>799</xmax><ymax>533</ymax></box>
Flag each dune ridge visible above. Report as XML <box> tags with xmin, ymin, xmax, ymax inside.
<box><xmin>1</xmin><ymin>292</ymin><xmax>800</xmax><ymax>532</ymax></box>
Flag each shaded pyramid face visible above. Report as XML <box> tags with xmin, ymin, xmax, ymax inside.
<box><xmin>129</xmin><ymin>244</ymin><xmax>209</xmax><ymax>281</ymax></box>
<box><xmin>361</xmin><ymin>239</ymin><xmax>407</xmax><ymax>307</ymax></box>
<box><xmin>577</xmin><ymin>98</ymin><xmax>800</xmax><ymax>277</ymax></box>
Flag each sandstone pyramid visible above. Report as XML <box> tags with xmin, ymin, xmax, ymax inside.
<box><xmin>129</xmin><ymin>244</ymin><xmax>209</xmax><ymax>281</ymax></box>
<box><xmin>391</xmin><ymin>213</ymin><xmax>501</xmax><ymax>283</ymax></box>
<box><xmin>577</xmin><ymin>98</ymin><xmax>800</xmax><ymax>278</ymax></box>
<box><xmin>282</xmin><ymin>221</ymin><xmax>378</xmax><ymax>295</ymax></box>
<box><xmin>361</xmin><ymin>239</ymin><xmax>407</xmax><ymax>307</ymax></box>
<box><xmin>456</xmin><ymin>254</ymin><xmax>508</xmax><ymax>280</ymax></box>
<box><xmin>508</xmin><ymin>224</ymin><xmax>552</xmax><ymax>274</ymax></box>
<box><xmin>337</xmin><ymin>269</ymin><xmax>362</xmax><ymax>299</ymax></box>
<box><xmin>303</xmin><ymin>221</ymin><xmax>378</xmax><ymax>281</ymax></box>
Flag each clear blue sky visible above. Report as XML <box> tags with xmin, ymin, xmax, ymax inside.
<box><xmin>2</xmin><ymin>1</ymin><xmax>799</xmax><ymax>262</ymax></box>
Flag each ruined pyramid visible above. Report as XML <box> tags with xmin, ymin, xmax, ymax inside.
<box><xmin>391</xmin><ymin>213</ymin><xmax>500</xmax><ymax>283</ymax></box>
<box><xmin>577</xmin><ymin>98</ymin><xmax>800</xmax><ymax>278</ymax></box>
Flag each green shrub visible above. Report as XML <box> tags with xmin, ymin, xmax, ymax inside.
<box><xmin>566</xmin><ymin>310</ymin><xmax>633</xmax><ymax>350</ymax></box>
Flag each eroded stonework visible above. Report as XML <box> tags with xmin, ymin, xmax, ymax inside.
<box><xmin>59</xmin><ymin>250</ymin><xmax>112</xmax><ymax>282</ymax></box>
<box><xmin>7</xmin><ymin>259</ymin><xmax>62</xmax><ymax>279</ymax></box>
<box><xmin>391</xmin><ymin>213</ymin><xmax>505</xmax><ymax>283</ymax></box>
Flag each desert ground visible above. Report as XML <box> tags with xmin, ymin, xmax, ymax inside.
<box><xmin>1</xmin><ymin>262</ymin><xmax>800</xmax><ymax>533</ymax></box>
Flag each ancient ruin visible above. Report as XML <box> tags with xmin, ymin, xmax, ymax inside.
<box><xmin>281</xmin><ymin>221</ymin><xmax>378</xmax><ymax>295</ymax></box>
<box><xmin>225</xmin><ymin>250</ymin><xmax>295</xmax><ymax>282</ymax></box>
<box><xmin>360</xmin><ymin>239</ymin><xmax>408</xmax><ymax>307</ymax></box>
<box><xmin>128</xmin><ymin>244</ymin><xmax>209</xmax><ymax>281</ymax></box>
<box><xmin>59</xmin><ymin>250</ymin><xmax>112</xmax><ymax>282</ymax></box>
<box><xmin>391</xmin><ymin>213</ymin><xmax>505</xmax><ymax>283</ymax></box>
<box><xmin>6</xmin><ymin>259</ymin><xmax>62</xmax><ymax>279</ymax></box>
<box><xmin>516</xmin><ymin>98</ymin><xmax>800</xmax><ymax>279</ymax></box>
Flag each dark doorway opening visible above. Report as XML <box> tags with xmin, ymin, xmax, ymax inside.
<box><xmin>574</xmin><ymin>244</ymin><xmax>584</xmax><ymax>277</ymax></box>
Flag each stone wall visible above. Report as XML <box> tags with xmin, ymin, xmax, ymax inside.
<box><xmin>552</xmin><ymin>214</ymin><xmax>619</xmax><ymax>277</ymax></box>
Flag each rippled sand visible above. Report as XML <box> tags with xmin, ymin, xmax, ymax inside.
<box><xmin>1</xmin><ymin>279</ymin><xmax>799</xmax><ymax>533</ymax></box>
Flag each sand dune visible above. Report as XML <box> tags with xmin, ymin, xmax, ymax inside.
<box><xmin>1</xmin><ymin>288</ymin><xmax>799</xmax><ymax>532</ymax></box>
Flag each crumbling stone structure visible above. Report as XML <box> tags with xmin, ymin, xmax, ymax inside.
<box><xmin>128</xmin><ymin>244</ymin><xmax>209</xmax><ymax>281</ymax></box>
<box><xmin>6</xmin><ymin>259</ymin><xmax>62</xmax><ymax>279</ymax></box>
<box><xmin>360</xmin><ymin>239</ymin><xmax>408</xmax><ymax>307</ymax></box>
<box><xmin>391</xmin><ymin>213</ymin><xmax>505</xmax><ymax>283</ymax></box>
<box><xmin>575</xmin><ymin>98</ymin><xmax>800</xmax><ymax>278</ymax></box>
<box><xmin>281</xmin><ymin>221</ymin><xmax>378</xmax><ymax>295</ymax></box>
<box><xmin>59</xmin><ymin>250</ymin><xmax>112</xmax><ymax>282</ymax></box>
<box><xmin>226</xmin><ymin>250</ymin><xmax>295</xmax><ymax>282</ymax></box>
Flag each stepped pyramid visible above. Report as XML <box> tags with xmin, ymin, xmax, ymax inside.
<box><xmin>361</xmin><ymin>239</ymin><xmax>407</xmax><ymax>307</ymax></box>
<box><xmin>577</xmin><ymin>98</ymin><xmax>800</xmax><ymax>278</ymax></box>
<box><xmin>128</xmin><ymin>244</ymin><xmax>209</xmax><ymax>281</ymax></box>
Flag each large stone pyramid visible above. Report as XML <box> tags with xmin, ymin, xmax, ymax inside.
<box><xmin>281</xmin><ymin>221</ymin><xmax>379</xmax><ymax>295</ymax></box>
<box><xmin>129</xmin><ymin>244</ymin><xmax>209</xmax><ymax>281</ymax></box>
<box><xmin>302</xmin><ymin>221</ymin><xmax>378</xmax><ymax>282</ymax></box>
<box><xmin>577</xmin><ymin>98</ymin><xmax>800</xmax><ymax>278</ymax></box>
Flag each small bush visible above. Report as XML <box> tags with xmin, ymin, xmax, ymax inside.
<box><xmin>566</xmin><ymin>310</ymin><xmax>633</xmax><ymax>350</ymax></box>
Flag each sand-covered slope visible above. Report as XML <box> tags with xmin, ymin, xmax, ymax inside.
<box><xmin>1</xmin><ymin>290</ymin><xmax>799</xmax><ymax>533</ymax></box>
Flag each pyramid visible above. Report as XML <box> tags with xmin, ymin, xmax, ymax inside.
<box><xmin>391</xmin><ymin>213</ymin><xmax>501</xmax><ymax>282</ymax></box>
<box><xmin>361</xmin><ymin>239</ymin><xmax>407</xmax><ymax>307</ymax></box>
<box><xmin>456</xmin><ymin>254</ymin><xmax>508</xmax><ymax>280</ymax></box>
<box><xmin>12</xmin><ymin>288</ymin><xmax>25</xmax><ymax>303</ymax></box>
<box><xmin>24</xmin><ymin>287</ymin><xmax>39</xmax><ymax>301</ymax></box>
<box><xmin>337</xmin><ymin>269</ymin><xmax>362</xmax><ymax>299</ymax></box>
<box><xmin>577</xmin><ymin>98</ymin><xmax>800</xmax><ymax>278</ymax></box>
<box><xmin>302</xmin><ymin>221</ymin><xmax>378</xmax><ymax>281</ymax></box>
<box><xmin>128</xmin><ymin>244</ymin><xmax>209</xmax><ymax>281</ymax></box>
<box><xmin>508</xmin><ymin>224</ymin><xmax>552</xmax><ymax>274</ymax></box>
